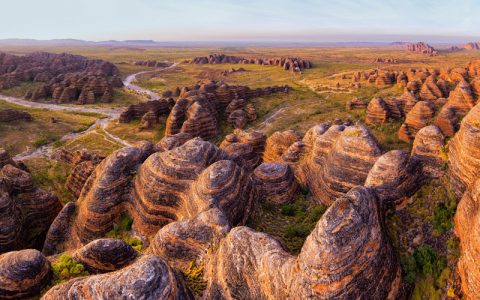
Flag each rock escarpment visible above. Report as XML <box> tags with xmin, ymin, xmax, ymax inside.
<box><xmin>206</xmin><ymin>186</ymin><xmax>402</xmax><ymax>299</ymax></box>
<box><xmin>0</xmin><ymin>52</ymin><xmax>122</xmax><ymax>104</ymax></box>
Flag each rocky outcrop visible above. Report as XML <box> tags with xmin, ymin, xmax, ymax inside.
<box><xmin>0</xmin><ymin>52</ymin><xmax>121</xmax><ymax>104</ymax></box>
<box><xmin>434</xmin><ymin>80</ymin><xmax>476</xmax><ymax>137</ymax></box>
<box><xmin>455</xmin><ymin>178</ymin><xmax>480</xmax><ymax>299</ymax></box>
<box><xmin>365</xmin><ymin>97</ymin><xmax>390</xmax><ymax>124</ymax></box>
<box><xmin>411</xmin><ymin>125</ymin><xmax>445</xmax><ymax>178</ymax></box>
<box><xmin>252</xmin><ymin>162</ymin><xmax>298</xmax><ymax>204</ymax></box>
<box><xmin>42</xmin><ymin>255</ymin><xmax>193</xmax><ymax>299</ymax></box>
<box><xmin>62</xmin><ymin>149</ymin><xmax>103</xmax><ymax>198</ymax></box>
<box><xmin>44</xmin><ymin>142</ymin><xmax>154</xmax><ymax>251</ymax></box>
<box><xmin>464</xmin><ymin>42</ymin><xmax>480</xmax><ymax>50</ymax></box>
<box><xmin>189</xmin><ymin>54</ymin><xmax>313</xmax><ymax>72</ymax></box>
<box><xmin>119</xmin><ymin>98</ymin><xmax>173</xmax><ymax>123</ymax></box>
<box><xmin>419</xmin><ymin>76</ymin><xmax>444</xmax><ymax>101</ymax></box>
<box><xmin>132</xmin><ymin>139</ymin><xmax>255</xmax><ymax>235</ymax></box>
<box><xmin>0</xmin><ymin>249</ymin><xmax>52</xmax><ymax>299</ymax></box>
<box><xmin>448</xmin><ymin>103</ymin><xmax>480</xmax><ymax>198</ymax></box>
<box><xmin>0</xmin><ymin>149</ymin><xmax>15</xmax><ymax>169</ymax></box>
<box><xmin>149</xmin><ymin>208</ymin><xmax>230</xmax><ymax>270</ymax></box>
<box><xmin>298</xmin><ymin>125</ymin><xmax>382</xmax><ymax>205</ymax></box>
<box><xmin>0</xmin><ymin>165</ymin><xmax>62</xmax><ymax>253</ymax></box>
<box><xmin>71</xmin><ymin>238</ymin><xmax>137</xmax><ymax>273</ymax></box>
<box><xmin>398</xmin><ymin>101</ymin><xmax>435</xmax><ymax>142</ymax></box>
<box><xmin>263</xmin><ymin>130</ymin><xmax>303</xmax><ymax>162</ymax></box>
<box><xmin>162</xmin><ymin>82</ymin><xmax>286</xmax><ymax>139</ymax></box>
<box><xmin>345</xmin><ymin>97</ymin><xmax>367</xmax><ymax>110</ymax></box>
<box><xmin>0</xmin><ymin>109</ymin><xmax>33</xmax><ymax>123</ymax></box>
<box><xmin>365</xmin><ymin>150</ymin><xmax>421</xmax><ymax>207</ymax></box>
<box><xmin>406</xmin><ymin>42</ymin><xmax>438</xmax><ymax>55</ymax></box>
<box><xmin>133</xmin><ymin>60</ymin><xmax>172</xmax><ymax>68</ymax></box>
<box><xmin>206</xmin><ymin>186</ymin><xmax>402</xmax><ymax>299</ymax></box>
<box><xmin>154</xmin><ymin>132</ymin><xmax>193</xmax><ymax>152</ymax></box>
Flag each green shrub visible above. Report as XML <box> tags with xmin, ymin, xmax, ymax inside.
<box><xmin>52</xmin><ymin>254</ymin><xmax>89</xmax><ymax>284</ymax></box>
<box><xmin>400</xmin><ymin>255</ymin><xmax>418</xmax><ymax>284</ymax></box>
<box><xmin>183</xmin><ymin>261</ymin><xmax>207</xmax><ymax>296</ymax></box>
<box><xmin>106</xmin><ymin>214</ymin><xmax>142</xmax><ymax>251</ymax></box>
<box><xmin>413</xmin><ymin>245</ymin><xmax>446</xmax><ymax>278</ymax></box>
<box><xmin>281</xmin><ymin>203</ymin><xmax>296</xmax><ymax>216</ymax></box>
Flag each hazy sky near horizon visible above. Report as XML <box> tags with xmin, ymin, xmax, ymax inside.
<box><xmin>1</xmin><ymin>0</ymin><xmax>479</xmax><ymax>42</ymax></box>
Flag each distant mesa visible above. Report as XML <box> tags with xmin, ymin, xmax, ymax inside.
<box><xmin>406</xmin><ymin>42</ymin><xmax>438</xmax><ymax>55</ymax></box>
<box><xmin>0</xmin><ymin>52</ymin><xmax>123</xmax><ymax>104</ymax></box>
<box><xmin>464</xmin><ymin>42</ymin><xmax>480</xmax><ymax>50</ymax></box>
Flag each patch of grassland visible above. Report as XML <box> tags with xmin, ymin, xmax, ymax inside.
<box><xmin>247</xmin><ymin>190</ymin><xmax>326</xmax><ymax>254</ymax></box>
<box><xmin>62</xmin><ymin>128</ymin><xmax>123</xmax><ymax>157</ymax></box>
<box><xmin>0</xmin><ymin>99</ymin><xmax>98</xmax><ymax>155</ymax></box>
<box><xmin>105</xmin><ymin>117</ymin><xmax>166</xmax><ymax>145</ymax></box>
<box><xmin>0</xmin><ymin>81</ymin><xmax>44</xmax><ymax>98</ymax></box>
<box><xmin>23</xmin><ymin>158</ymin><xmax>75</xmax><ymax>204</ymax></box>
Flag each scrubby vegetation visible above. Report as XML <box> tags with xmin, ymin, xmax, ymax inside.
<box><xmin>183</xmin><ymin>261</ymin><xmax>207</xmax><ymax>296</ymax></box>
<box><xmin>51</xmin><ymin>254</ymin><xmax>89</xmax><ymax>284</ymax></box>
<box><xmin>248</xmin><ymin>189</ymin><xmax>327</xmax><ymax>254</ymax></box>
<box><xmin>106</xmin><ymin>214</ymin><xmax>143</xmax><ymax>251</ymax></box>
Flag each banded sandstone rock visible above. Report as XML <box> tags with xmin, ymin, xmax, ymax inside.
<box><xmin>149</xmin><ymin>208</ymin><xmax>230</xmax><ymax>270</ymax></box>
<box><xmin>448</xmin><ymin>103</ymin><xmax>480</xmax><ymax>198</ymax></box>
<box><xmin>365</xmin><ymin>150</ymin><xmax>421</xmax><ymax>206</ymax></box>
<box><xmin>365</xmin><ymin>97</ymin><xmax>390</xmax><ymax>124</ymax></box>
<box><xmin>263</xmin><ymin>130</ymin><xmax>303</xmax><ymax>162</ymax></box>
<box><xmin>398</xmin><ymin>101</ymin><xmax>435</xmax><ymax>142</ymax></box>
<box><xmin>411</xmin><ymin>125</ymin><xmax>445</xmax><ymax>178</ymax></box>
<box><xmin>455</xmin><ymin>178</ymin><xmax>480</xmax><ymax>299</ymax></box>
<box><xmin>252</xmin><ymin>162</ymin><xmax>298</xmax><ymax>204</ymax></box>
<box><xmin>71</xmin><ymin>238</ymin><xmax>137</xmax><ymax>273</ymax></box>
<box><xmin>0</xmin><ymin>249</ymin><xmax>52</xmax><ymax>299</ymax></box>
<box><xmin>206</xmin><ymin>186</ymin><xmax>402</xmax><ymax>299</ymax></box>
<box><xmin>0</xmin><ymin>109</ymin><xmax>33</xmax><ymax>123</ymax></box>
<box><xmin>0</xmin><ymin>165</ymin><xmax>62</xmax><ymax>253</ymax></box>
<box><xmin>42</xmin><ymin>255</ymin><xmax>192</xmax><ymax>300</ymax></box>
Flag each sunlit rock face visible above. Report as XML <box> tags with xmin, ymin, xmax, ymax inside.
<box><xmin>206</xmin><ymin>186</ymin><xmax>402</xmax><ymax>300</ymax></box>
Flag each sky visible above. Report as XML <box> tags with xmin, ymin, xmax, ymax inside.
<box><xmin>1</xmin><ymin>0</ymin><xmax>479</xmax><ymax>42</ymax></box>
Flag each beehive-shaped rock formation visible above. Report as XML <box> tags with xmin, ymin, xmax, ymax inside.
<box><xmin>0</xmin><ymin>249</ymin><xmax>52</xmax><ymax>299</ymax></box>
<box><xmin>71</xmin><ymin>238</ymin><xmax>138</xmax><ymax>273</ymax></box>
<box><xmin>42</xmin><ymin>255</ymin><xmax>192</xmax><ymax>299</ymax></box>
<box><xmin>206</xmin><ymin>186</ymin><xmax>402</xmax><ymax>299</ymax></box>
<box><xmin>365</xmin><ymin>150</ymin><xmax>421</xmax><ymax>206</ymax></box>
<box><xmin>252</xmin><ymin>162</ymin><xmax>298</xmax><ymax>204</ymax></box>
<box><xmin>365</xmin><ymin>97</ymin><xmax>390</xmax><ymax>124</ymax></box>
<box><xmin>448</xmin><ymin>103</ymin><xmax>480</xmax><ymax>198</ymax></box>
<box><xmin>263</xmin><ymin>130</ymin><xmax>303</xmax><ymax>162</ymax></box>
<box><xmin>0</xmin><ymin>165</ymin><xmax>62</xmax><ymax>253</ymax></box>
<box><xmin>398</xmin><ymin>101</ymin><xmax>435</xmax><ymax>142</ymax></box>
<box><xmin>411</xmin><ymin>125</ymin><xmax>445</xmax><ymax>178</ymax></box>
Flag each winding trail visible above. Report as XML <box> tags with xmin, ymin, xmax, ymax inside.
<box><xmin>2</xmin><ymin>64</ymin><xmax>178</xmax><ymax>160</ymax></box>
